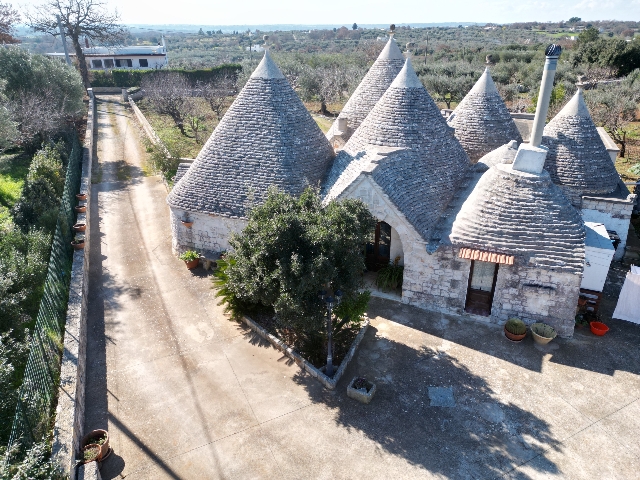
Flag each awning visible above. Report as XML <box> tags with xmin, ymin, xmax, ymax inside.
<box><xmin>458</xmin><ymin>248</ymin><xmax>514</xmax><ymax>265</ymax></box>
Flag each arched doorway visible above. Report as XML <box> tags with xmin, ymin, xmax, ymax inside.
<box><xmin>366</xmin><ymin>221</ymin><xmax>391</xmax><ymax>271</ymax></box>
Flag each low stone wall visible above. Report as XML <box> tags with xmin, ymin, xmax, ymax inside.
<box><xmin>51</xmin><ymin>91</ymin><xmax>95</xmax><ymax>479</ymax></box>
<box><xmin>128</xmin><ymin>98</ymin><xmax>170</xmax><ymax>158</ymax></box>
<box><xmin>241</xmin><ymin>315</ymin><xmax>369</xmax><ymax>390</ymax></box>
<box><xmin>169</xmin><ymin>208</ymin><xmax>246</xmax><ymax>256</ymax></box>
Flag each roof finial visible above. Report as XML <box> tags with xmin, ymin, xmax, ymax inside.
<box><xmin>485</xmin><ymin>54</ymin><xmax>494</xmax><ymax>68</ymax></box>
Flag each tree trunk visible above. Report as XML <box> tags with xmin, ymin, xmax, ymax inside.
<box><xmin>319</xmin><ymin>100</ymin><xmax>329</xmax><ymax>116</ymax></box>
<box><xmin>70</xmin><ymin>33</ymin><xmax>91</xmax><ymax>88</ymax></box>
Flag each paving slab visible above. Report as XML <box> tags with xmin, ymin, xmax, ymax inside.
<box><xmin>84</xmin><ymin>97</ymin><xmax>640</xmax><ymax>480</ymax></box>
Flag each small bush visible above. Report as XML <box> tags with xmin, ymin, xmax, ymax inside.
<box><xmin>505</xmin><ymin>318</ymin><xmax>526</xmax><ymax>335</ymax></box>
<box><xmin>375</xmin><ymin>256</ymin><xmax>404</xmax><ymax>291</ymax></box>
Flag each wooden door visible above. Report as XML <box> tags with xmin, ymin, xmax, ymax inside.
<box><xmin>464</xmin><ymin>260</ymin><xmax>499</xmax><ymax>316</ymax></box>
<box><xmin>365</xmin><ymin>222</ymin><xmax>391</xmax><ymax>271</ymax></box>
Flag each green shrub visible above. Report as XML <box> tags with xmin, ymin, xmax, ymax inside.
<box><xmin>375</xmin><ymin>256</ymin><xmax>404</xmax><ymax>291</ymax></box>
<box><xmin>0</xmin><ymin>440</ymin><xmax>65</xmax><ymax>480</ymax></box>
<box><xmin>179</xmin><ymin>250</ymin><xmax>199</xmax><ymax>262</ymax></box>
<box><xmin>90</xmin><ymin>64</ymin><xmax>242</xmax><ymax>88</ymax></box>
<box><xmin>505</xmin><ymin>318</ymin><xmax>526</xmax><ymax>335</ymax></box>
<box><xmin>219</xmin><ymin>187</ymin><xmax>376</xmax><ymax>334</ymax></box>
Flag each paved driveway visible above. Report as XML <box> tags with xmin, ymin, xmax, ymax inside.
<box><xmin>84</xmin><ymin>96</ymin><xmax>640</xmax><ymax>479</ymax></box>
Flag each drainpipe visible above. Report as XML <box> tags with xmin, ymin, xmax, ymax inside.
<box><xmin>512</xmin><ymin>44</ymin><xmax>562</xmax><ymax>174</ymax></box>
<box><xmin>529</xmin><ymin>44</ymin><xmax>562</xmax><ymax>148</ymax></box>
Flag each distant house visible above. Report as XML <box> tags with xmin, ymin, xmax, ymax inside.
<box><xmin>46</xmin><ymin>37</ymin><xmax>168</xmax><ymax>70</ymax></box>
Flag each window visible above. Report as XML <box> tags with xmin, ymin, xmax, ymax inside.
<box><xmin>139</xmin><ymin>58</ymin><xmax>148</xmax><ymax>67</ymax></box>
<box><xmin>91</xmin><ymin>59</ymin><xmax>103</xmax><ymax>68</ymax></box>
<box><xmin>103</xmin><ymin>59</ymin><xmax>114</xmax><ymax>68</ymax></box>
<box><xmin>125</xmin><ymin>59</ymin><xmax>133</xmax><ymax>67</ymax></box>
<box><xmin>115</xmin><ymin>59</ymin><xmax>132</xmax><ymax>68</ymax></box>
<box><xmin>115</xmin><ymin>59</ymin><xmax>121</xmax><ymax>67</ymax></box>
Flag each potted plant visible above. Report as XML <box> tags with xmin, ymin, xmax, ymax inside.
<box><xmin>504</xmin><ymin>318</ymin><xmax>526</xmax><ymax>342</ymax></box>
<box><xmin>530</xmin><ymin>322</ymin><xmax>557</xmax><ymax>345</ymax></box>
<box><xmin>179</xmin><ymin>250</ymin><xmax>200</xmax><ymax>269</ymax></box>
<box><xmin>375</xmin><ymin>256</ymin><xmax>404</xmax><ymax>291</ymax></box>
<box><xmin>75</xmin><ymin>204</ymin><xmax>87</xmax><ymax>213</ymax></box>
<box><xmin>76</xmin><ymin>192</ymin><xmax>87</xmax><ymax>201</ymax></box>
<box><xmin>81</xmin><ymin>429</ymin><xmax>110</xmax><ymax>461</ymax></box>
<box><xmin>71</xmin><ymin>235</ymin><xmax>85</xmax><ymax>250</ymax></box>
<box><xmin>73</xmin><ymin>222</ymin><xmax>86</xmax><ymax>232</ymax></box>
<box><xmin>81</xmin><ymin>444</ymin><xmax>101</xmax><ymax>464</ymax></box>
<box><xmin>347</xmin><ymin>377</ymin><xmax>377</xmax><ymax>404</ymax></box>
<box><xmin>590</xmin><ymin>321</ymin><xmax>609</xmax><ymax>336</ymax></box>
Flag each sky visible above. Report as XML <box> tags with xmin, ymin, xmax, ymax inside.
<box><xmin>19</xmin><ymin>0</ymin><xmax>640</xmax><ymax>26</ymax></box>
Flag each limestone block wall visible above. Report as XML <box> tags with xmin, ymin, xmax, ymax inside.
<box><xmin>490</xmin><ymin>265</ymin><xmax>581</xmax><ymax>338</ymax></box>
<box><xmin>169</xmin><ymin>208</ymin><xmax>247</xmax><ymax>255</ymax></box>
<box><xmin>582</xmin><ymin>194</ymin><xmax>636</xmax><ymax>261</ymax></box>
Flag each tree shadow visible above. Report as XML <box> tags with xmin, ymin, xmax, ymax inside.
<box><xmin>292</xmin><ymin>324</ymin><xmax>563</xmax><ymax>479</ymax></box>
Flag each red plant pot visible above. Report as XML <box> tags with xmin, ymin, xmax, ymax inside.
<box><xmin>185</xmin><ymin>258</ymin><xmax>199</xmax><ymax>270</ymax></box>
<box><xmin>504</xmin><ymin>327</ymin><xmax>526</xmax><ymax>342</ymax></box>
<box><xmin>75</xmin><ymin>205</ymin><xmax>86</xmax><ymax>213</ymax></box>
<box><xmin>181</xmin><ymin>221</ymin><xmax>193</xmax><ymax>228</ymax></box>
<box><xmin>73</xmin><ymin>223</ymin><xmax>86</xmax><ymax>232</ymax></box>
<box><xmin>76</xmin><ymin>193</ymin><xmax>87</xmax><ymax>201</ymax></box>
<box><xmin>71</xmin><ymin>241</ymin><xmax>85</xmax><ymax>250</ymax></box>
<box><xmin>590</xmin><ymin>322</ymin><xmax>609</xmax><ymax>336</ymax></box>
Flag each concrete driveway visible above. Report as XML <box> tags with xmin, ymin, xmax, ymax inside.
<box><xmin>84</xmin><ymin>96</ymin><xmax>640</xmax><ymax>479</ymax></box>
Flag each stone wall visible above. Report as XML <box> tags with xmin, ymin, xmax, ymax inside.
<box><xmin>490</xmin><ymin>264</ymin><xmax>581</xmax><ymax>337</ymax></box>
<box><xmin>51</xmin><ymin>90</ymin><xmax>95</xmax><ymax>480</ymax></box>
<box><xmin>169</xmin><ymin>208</ymin><xmax>247</xmax><ymax>255</ymax></box>
<box><xmin>582</xmin><ymin>193</ymin><xmax>636</xmax><ymax>261</ymax></box>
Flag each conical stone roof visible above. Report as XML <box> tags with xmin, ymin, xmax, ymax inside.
<box><xmin>323</xmin><ymin>59</ymin><xmax>471</xmax><ymax>241</ymax></box>
<box><xmin>542</xmin><ymin>89</ymin><xmax>620</xmax><ymax>204</ymax></box>
<box><xmin>449</xmin><ymin>163</ymin><xmax>585</xmax><ymax>273</ymax></box>
<box><xmin>167</xmin><ymin>51</ymin><xmax>334</xmax><ymax>218</ymax></box>
<box><xmin>326</xmin><ymin>37</ymin><xmax>405</xmax><ymax>141</ymax></box>
<box><xmin>476</xmin><ymin>140</ymin><xmax>519</xmax><ymax>172</ymax></box>
<box><xmin>447</xmin><ymin>68</ymin><xmax>523</xmax><ymax>163</ymax></box>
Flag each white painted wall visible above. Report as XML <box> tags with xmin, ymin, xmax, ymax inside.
<box><xmin>390</xmin><ymin>227</ymin><xmax>404</xmax><ymax>266</ymax></box>
<box><xmin>170</xmin><ymin>208</ymin><xmax>246</xmax><ymax>255</ymax></box>
<box><xmin>582</xmin><ymin>202</ymin><xmax>633</xmax><ymax>261</ymax></box>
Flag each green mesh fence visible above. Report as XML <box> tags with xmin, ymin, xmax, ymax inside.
<box><xmin>5</xmin><ymin>136</ymin><xmax>83</xmax><ymax>460</ymax></box>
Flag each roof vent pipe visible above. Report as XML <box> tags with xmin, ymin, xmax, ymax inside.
<box><xmin>511</xmin><ymin>45</ymin><xmax>562</xmax><ymax>174</ymax></box>
<box><xmin>529</xmin><ymin>44</ymin><xmax>562</xmax><ymax>148</ymax></box>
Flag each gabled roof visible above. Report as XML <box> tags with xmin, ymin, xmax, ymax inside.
<box><xmin>447</xmin><ymin>68</ymin><xmax>523</xmax><ymax>162</ymax></box>
<box><xmin>167</xmin><ymin>51</ymin><xmax>334</xmax><ymax>218</ymax></box>
<box><xmin>448</xmin><ymin>163</ymin><xmax>585</xmax><ymax>273</ymax></box>
<box><xmin>542</xmin><ymin>89</ymin><xmax>620</xmax><ymax>204</ymax></box>
<box><xmin>326</xmin><ymin>37</ymin><xmax>405</xmax><ymax>141</ymax></box>
<box><xmin>323</xmin><ymin>59</ymin><xmax>471</xmax><ymax>241</ymax></box>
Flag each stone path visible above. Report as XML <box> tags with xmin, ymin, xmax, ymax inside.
<box><xmin>84</xmin><ymin>96</ymin><xmax>640</xmax><ymax>479</ymax></box>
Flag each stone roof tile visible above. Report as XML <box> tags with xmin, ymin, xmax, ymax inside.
<box><xmin>323</xmin><ymin>58</ymin><xmax>471</xmax><ymax>242</ymax></box>
<box><xmin>167</xmin><ymin>52</ymin><xmax>334</xmax><ymax>218</ymax></box>
<box><xmin>542</xmin><ymin>89</ymin><xmax>620</xmax><ymax>204</ymax></box>
<box><xmin>447</xmin><ymin>68</ymin><xmax>523</xmax><ymax>162</ymax></box>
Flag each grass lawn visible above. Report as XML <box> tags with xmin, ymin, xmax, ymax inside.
<box><xmin>136</xmin><ymin>98</ymin><xmax>221</xmax><ymax>159</ymax></box>
<box><xmin>0</xmin><ymin>151</ymin><xmax>30</xmax><ymax>225</ymax></box>
<box><xmin>614</xmin><ymin>122</ymin><xmax>640</xmax><ymax>183</ymax></box>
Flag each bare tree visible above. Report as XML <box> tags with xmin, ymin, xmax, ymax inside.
<box><xmin>7</xmin><ymin>88</ymin><xmax>68</xmax><ymax>147</ymax></box>
<box><xmin>0</xmin><ymin>2</ymin><xmax>20</xmax><ymax>44</ymax></box>
<box><xmin>25</xmin><ymin>0</ymin><xmax>126</xmax><ymax>87</ymax></box>
<box><xmin>585</xmin><ymin>73</ymin><xmax>640</xmax><ymax>158</ymax></box>
<box><xmin>142</xmin><ymin>73</ymin><xmax>193</xmax><ymax>136</ymax></box>
<box><xmin>197</xmin><ymin>73</ymin><xmax>237</xmax><ymax>121</ymax></box>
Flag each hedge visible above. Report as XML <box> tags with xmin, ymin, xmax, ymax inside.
<box><xmin>90</xmin><ymin>64</ymin><xmax>242</xmax><ymax>87</ymax></box>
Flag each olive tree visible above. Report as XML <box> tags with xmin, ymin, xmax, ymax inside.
<box><xmin>25</xmin><ymin>0</ymin><xmax>126</xmax><ymax>87</ymax></box>
<box><xmin>219</xmin><ymin>187</ymin><xmax>376</xmax><ymax>333</ymax></box>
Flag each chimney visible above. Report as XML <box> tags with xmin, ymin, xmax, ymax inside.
<box><xmin>530</xmin><ymin>44</ymin><xmax>562</xmax><ymax>148</ymax></box>
<box><xmin>512</xmin><ymin>44</ymin><xmax>562</xmax><ymax>174</ymax></box>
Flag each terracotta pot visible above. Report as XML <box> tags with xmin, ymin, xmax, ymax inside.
<box><xmin>590</xmin><ymin>321</ymin><xmax>609</xmax><ymax>336</ymax></box>
<box><xmin>578</xmin><ymin>297</ymin><xmax>587</xmax><ymax>306</ymax></box>
<box><xmin>504</xmin><ymin>327</ymin><xmax>526</xmax><ymax>342</ymax></box>
<box><xmin>82</xmin><ymin>429</ymin><xmax>110</xmax><ymax>461</ymax></box>
<box><xmin>71</xmin><ymin>241</ymin><xmax>85</xmax><ymax>250</ymax></box>
<box><xmin>181</xmin><ymin>221</ymin><xmax>193</xmax><ymax>228</ymax></box>
<box><xmin>81</xmin><ymin>444</ymin><xmax>101</xmax><ymax>464</ymax></box>
<box><xmin>76</xmin><ymin>193</ymin><xmax>87</xmax><ymax>201</ymax></box>
<box><xmin>185</xmin><ymin>258</ymin><xmax>199</xmax><ymax>269</ymax></box>
<box><xmin>75</xmin><ymin>205</ymin><xmax>86</xmax><ymax>213</ymax></box>
<box><xmin>530</xmin><ymin>323</ymin><xmax>557</xmax><ymax>345</ymax></box>
<box><xmin>73</xmin><ymin>223</ymin><xmax>86</xmax><ymax>232</ymax></box>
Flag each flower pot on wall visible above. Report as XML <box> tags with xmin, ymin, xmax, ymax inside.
<box><xmin>75</xmin><ymin>205</ymin><xmax>86</xmax><ymax>213</ymax></box>
<box><xmin>73</xmin><ymin>223</ymin><xmax>86</xmax><ymax>232</ymax></box>
<box><xmin>76</xmin><ymin>193</ymin><xmax>87</xmax><ymax>201</ymax></box>
<box><xmin>81</xmin><ymin>429</ymin><xmax>110</xmax><ymax>461</ymax></box>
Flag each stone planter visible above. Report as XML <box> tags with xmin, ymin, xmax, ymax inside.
<box><xmin>347</xmin><ymin>377</ymin><xmax>377</xmax><ymax>404</ymax></box>
<box><xmin>530</xmin><ymin>323</ymin><xmax>557</xmax><ymax>345</ymax></box>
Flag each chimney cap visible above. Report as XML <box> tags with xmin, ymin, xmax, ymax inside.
<box><xmin>544</xmin><ymin>44</ymin><xmax>562</xmax><ymax>58</ymax></box>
